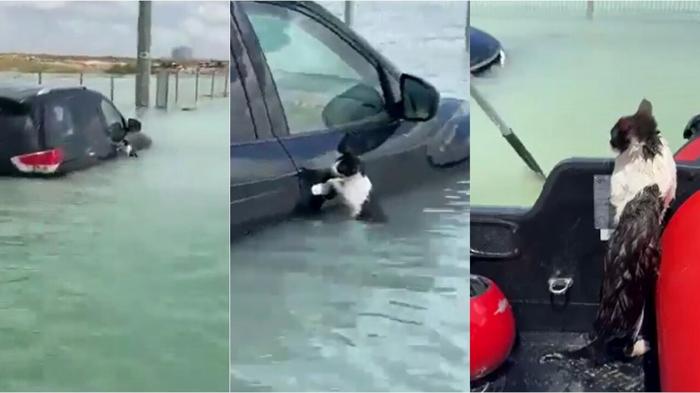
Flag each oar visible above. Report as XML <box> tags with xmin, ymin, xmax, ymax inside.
<box><xmin>470</xmin><ymin>84</ymin><xmax>546</xmax><ymax>179</ymax></box>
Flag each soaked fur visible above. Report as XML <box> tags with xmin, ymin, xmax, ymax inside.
<box><xmin>311</xmin><ymin>153</ymin><xmax>386</xmax><ymax>222</ymax></box>
<box><xmin>609</xmin><ymin>99</ymin><xmax>676</xmax><ymax>224</ymax></box>
<box><xmin>566</xmin><ymin>99</ymin><xmax>675</xmax><ymax>364</ymax></box>
<box><xmin>598</xmin><ymin>185</ymin><xmax>662</xmax><ymax>353</ymax></box>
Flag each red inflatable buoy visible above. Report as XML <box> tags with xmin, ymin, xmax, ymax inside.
<box><xmin>470</xmin><ymin>275</ymin><xmax>516</xmax><ymax>381</ymax></box>
<box><xmin>657</xmin><ymin>191</ymin><xmax>700</xmax><ymax>391</ymax></box>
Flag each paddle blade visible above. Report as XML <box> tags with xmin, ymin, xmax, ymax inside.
<box><xmin>504</xmin><ymin>133</ymin><xmax>546</xmax><ymax>179</ymax></box>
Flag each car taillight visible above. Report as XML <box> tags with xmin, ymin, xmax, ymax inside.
<box><xmin>10</xmin><ymin>148</ymin><xmax>64</xmax><ymax>174</ymax></box>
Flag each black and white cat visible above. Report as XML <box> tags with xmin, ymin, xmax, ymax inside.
<box><xmin>310</xmin><ymin>152</ymin><xmax>386</xmax><ymax>222</ymax></box>
<box><xmin>683</xmin><ymin>113</ymin><xmax>700</xmax><ymax>140</ymax></box>
<box><xmin>566</xmin><ymin>99</ymin><xmax>676</xmax><ymax>364</ymax></box>
<box><xmin>116</xmin><ymin>139</ymin><xmax>138</xmax><ymax>157</ymax></box>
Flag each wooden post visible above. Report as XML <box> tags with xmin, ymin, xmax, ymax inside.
<box><xmin>38</xmin><ymin>71</ymin><xmax>42</xmax><ymax>85</ymax></box>
<box><xmin>344</xmin><ymin>1</ymin><xmax>354</xmax><ymax>26</ymax></box>
<box><xmin>79</xmin><ymin>72</ymin><xmax>84</xmax><ymax>86</ymax></box>
<box><xmin>223</xmin><ymin>64</ymin><xmax>229</xmax><ymax>97</ymax></box>
<box><xmin>110</xmin><ymin>75</ymin><xmax>115</xmax><ymax>101</ymax></box>
<box><xmin>155</xmin><ymin>70</ymin><xmax>169</xmax><ymax>109</ymax></box>
<box><xmin>195</xmin><ymin>67</ymin><xmax>200</xmax><ymax>105</ymax></box>
<box><xmin>210</xmin><ymin>70</ymin><xmax>216</xmax><ymax>97</ymax></box>
<box><xmin>174</xmin><ymin>70</ymin><xmax>179</xmax><ymax>103</ymax></box>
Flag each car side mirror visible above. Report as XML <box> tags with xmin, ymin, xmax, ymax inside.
<box><xmin>127</xmin><ymin>118</ymin><xmax>142</xmax><ymax>132</ymax></box>
<box><xmin>108</xmin><ymin>123</ymin><xmax>127</xmax><ymax>143</ymax></box>
<box><xmin>399</xmin><ymin>74</ymin><xmax>439</xmax><ymax>122</ymax></box>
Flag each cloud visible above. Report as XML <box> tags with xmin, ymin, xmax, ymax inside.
<box><xmin>12</xmin><ymin>1</ymin><xmax>67</xmax><ymax>10</ymax></box>
<box><xmin>183</xmin><ymin>17</ymin><xmax>207</xmax><ymax>37</ymax></box>
<box><xmin>0</xmin><ymin>1</ymin><xmax>228</xmax><ymax>59</ymax></box>
<box><xmin>197</xmin><ymin>3</ymin><xmax>230</xmax><ymax>24</ymax></box>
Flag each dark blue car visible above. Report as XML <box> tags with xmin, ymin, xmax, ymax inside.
<box><xmin>231</xmin><ymin>1</ymin><xmax>469</xmax><ymax>238</ymax></box>
<box><xmin>470</xmin><ymin>27</ymin><xmax>504</xmax><ymax>73</ymax></box>
<box><xmin>0</xmin><ymin>85</ymin><xmax>150</xmax><ymax>176</ymax></box>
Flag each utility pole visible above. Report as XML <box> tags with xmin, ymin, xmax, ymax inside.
<box><xmin>136</xmin><ymin>0</ymin><xmax>152</xmax><ymax>108</ymax></box>
<box><xmin>466</xmin><ymin>0</ymin><xmax>470</xmax><ymax>54</ymax></box>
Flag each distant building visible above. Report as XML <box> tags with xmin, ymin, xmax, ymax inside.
<box><xmin>171</xmin><ymin>46</ymin><xmax>193</xmax><ymax>61</ymax></box>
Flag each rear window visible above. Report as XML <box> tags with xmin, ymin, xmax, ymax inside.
<box><xmin>0</xmin><ymin>99</ymin><xmax>35</xmax><ymax>140</ymax></box>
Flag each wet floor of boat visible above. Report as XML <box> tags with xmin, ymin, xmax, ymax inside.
<box><xmin>472</xmin><ymin>332</ymin><xmax>648</xmax><ymax>392</ymax></box>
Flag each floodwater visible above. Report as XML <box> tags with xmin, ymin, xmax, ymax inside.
<box><xmin>230</xmin><ymin>2</ymin><xmax>469</xmax><ymax>392</ymax></box>
<box><xmin>0</xmin><ymin>73</ymin><xmax>229</xmax><ymax>390</ymax></box>
<box><xmin>471</xmin><ymin>1</ymin><xmax>700</xmax><ymax>207</ymax></box>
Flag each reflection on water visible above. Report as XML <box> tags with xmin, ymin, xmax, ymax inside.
<box><xmin>0</xmin><ymin>73</ymin><xmax>228</xmax><ymax>390</ymax></box>
<box><xmin>470</xmin><ymin>3</ymin><xmax>700</xmax><ymax>206</ymax></box>
<box><xmin>231</xmin><ymin>174</ymin><xmax>469</xmax><ymax>391</ymax></box>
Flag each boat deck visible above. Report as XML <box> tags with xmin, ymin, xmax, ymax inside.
<box><xmin>472</xmin><ymin>331</ymin><xmax>655</xmax><ymax>392</ymax></box>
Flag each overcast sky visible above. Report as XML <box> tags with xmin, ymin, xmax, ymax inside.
<box><xmin>0</xmin><ymin>1</ymin><xmax>228</xmax><ymax>59</ymax></box>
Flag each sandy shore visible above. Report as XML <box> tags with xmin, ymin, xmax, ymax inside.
<box><xmin>0</xmin><ymin>53</ymin><xmax>228</xmax><ymax>74</ymax></box>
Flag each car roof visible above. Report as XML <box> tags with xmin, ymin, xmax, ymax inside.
<box><xmin>0</xmin><ymin>84</ymin><xmax>87</xmax><ymax>102</ymax></box>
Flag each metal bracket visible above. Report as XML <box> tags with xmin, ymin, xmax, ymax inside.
<box><xmin>548</xmin><ymin>277</ymin><xmax>574</xmax><ymax>296</ymax></box>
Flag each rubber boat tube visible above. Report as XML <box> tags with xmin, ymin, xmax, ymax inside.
<box><xmin>657</xmin><ymin>191</ymin><xmax>700</xmax><ymax>391</ymax></box>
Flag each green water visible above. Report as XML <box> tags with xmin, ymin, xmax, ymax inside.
<box><xmin>471</xmin><ymin>2</ymin><xmax>700</xmax><ymax>206</ymax></box>
<box><xmin>0</xmin><ymin>74</ymin><xmax>229</xmax><ymax>390</ymax></box>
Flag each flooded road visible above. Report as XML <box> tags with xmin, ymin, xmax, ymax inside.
<box><xmin>231</xmin><ymin>175</ymin><xmax>468</xmax><ymax>391</ymax></box>
<box><xmin>230</xmin><ymin>2</ymin><xmax>469</xmax><ymax>391</ymax></box>
<box><xmin>470</xmin><ymin>2</ymin><xmax>700</xmax><ymax>206</ymax></box>
<box><xmin>0</xmin><ymin>73</ymin><xmax>229</xmax><ymax>390</ymax></box>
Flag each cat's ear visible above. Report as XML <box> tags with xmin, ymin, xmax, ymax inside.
<box><xmin>637</xmin><ymin>99</ymin><xmax>653</xmax><ymax>116</ymax></box>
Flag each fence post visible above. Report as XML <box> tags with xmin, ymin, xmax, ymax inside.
<box><xmin>344</xmin><ymin>1</ymin><xmax>354</xmax><ymax>26</ymax></box>
<box><xmin>223</xmin><ymin>64</ymin><xmax>229</xmax><ymax>97</ymax></box>
<box><xmin>155</xmin><ymin>69</ymin><xmax>169</xmax><ymax>109</ymax></box>
<box><xmin>195</xmin><ymin>67</ymin><xmax>200</xmax><ymax>106</ymax></box>
<box><xmin>79</xmin><ymin>72</ymin><xmax>84</xmax><ymax>86</ymax></box>
<box><xmin>210</xmin><ymin>69</ymin><xmax>216</xmax><ymax>97</ymax></box>
<box><xmin>38</xmin><ymin>71</ymin><xmax>42</xmax><ymax>85</ymax></box>
<box><xmin>586</xmin><ymin>0</ymin><xmax>594</xmax><ymax>19</ymax></box>
<box><xmin>110</xmin><ymin>75</ymin><xmax>115</xmax><ymax>101</ymax></box>
<box><xmin>174</xmin><ymin>70</ymin><xmax>179</xmax><ymax>104</ymax></box>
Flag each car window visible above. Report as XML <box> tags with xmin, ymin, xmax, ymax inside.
<box><xmin>230</xmin><ymin>53</ymin><xmax>257</xmax><ymax>144</ymax></box>
<box><xmin>243</xmin><ymin>2</ymin><xmax>390</xmax><ymax>135</ymax></box>
<box><xmin>43</xmin><ymin>95</ymin><xmax>79</xmax><ymax>147</ymax></box>
<box><xmin>67</xmin><ymin>92</ymin><xmax>109</xmax><ymax>149</ymax></box>
<box><xmin>100</xmin><ymin>98</ymin><xmax>123</xmax><ymax>131</ymax></box>
<box><xmin>0</xmin><ymin>100</ymin><xmax>35</xmax><ymax>138</ymax></box>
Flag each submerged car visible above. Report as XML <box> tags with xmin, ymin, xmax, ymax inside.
<box><xmin>0</xmin><ymin>85</ymin><xmax>151</xmax><ymax>176</ymax></box>
<box><xmin>470</xmin><ymin>131</ymin><xmax>700</xmax><ymax>391</ymax></box>
<box><xmin>470</xmin><ymin>27</ymin><xmax>504</xmax><ymax>74</ymax></box>
<box><xmin>230</xmin><ymin>1</ymin><xmax>469</xmax><ymax>238</ymax></box>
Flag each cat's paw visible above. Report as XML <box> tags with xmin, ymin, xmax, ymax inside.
<box><xmin>311</xmin><ymin>183</ymin><xmax>327</xmax><ymax>196</ymax></box>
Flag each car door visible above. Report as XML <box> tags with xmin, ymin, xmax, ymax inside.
<box><xmin>98</xmin><ymin>95</ymin><xmax>127</xmax><ymax>156</ymax></box>
<box><xmin>231</xmin><ymin>2</ymin><xmax>301</xmax><ymax>238</ymax></box>
<box><xmin>63</xmin><ymin>90</ymin><xmax>114</xmax><ymax>161</ymax></box>
<box><xmin>239</xmin><ymin>1</ymin><xmax>439</xmax><ymax>198</ymax></box>
<box><xmin>40</xmin><ymin>90</ymin><xmax>103</xmax><ymax>170</ymax></box>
